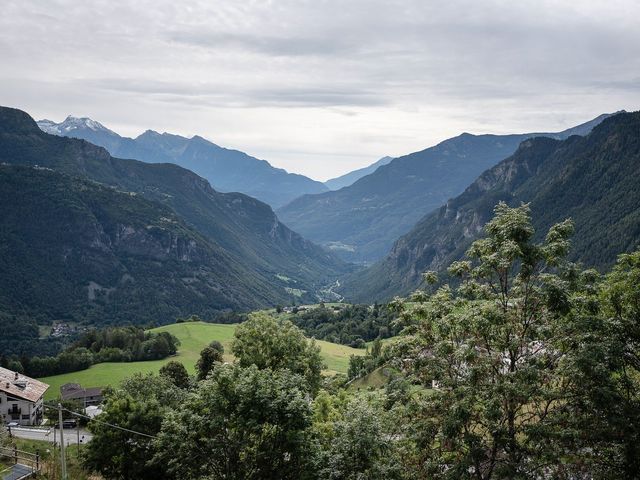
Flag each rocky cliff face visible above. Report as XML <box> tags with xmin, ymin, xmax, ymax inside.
<box><xmin>0</xmin><ymin>164</ymin><xmax>265</xmax><ymax>324</ymax></box>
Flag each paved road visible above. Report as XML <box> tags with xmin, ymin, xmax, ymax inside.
<box><xmin>9</xmin><ymin>427</ymin><xmax>92</xmax><ymax>445</ymax></box>
<box><xmin>1</xmin><ymin>463</ymin><xmax>33</xmax><ymax>480</ymax></box>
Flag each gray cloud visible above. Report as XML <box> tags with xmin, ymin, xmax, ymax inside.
<box><xmin>82</xmin><ymin>78</ymin><xmax>388</xmax><ymax>108</ymax></box>
<box><xmin>166</xmin><ymin>30</ymin><xmax>359</xmax><ymax>57</ymax></box>
<box><xmin>1</xmin><ymin>0</ymin><xmax>639</xmax><ymax>180</ymax></box>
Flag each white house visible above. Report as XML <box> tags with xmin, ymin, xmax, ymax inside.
<box><xmin>0</xmin><ymin>367</ymin><xmax>49</xmax><ymax>426</ymax></box>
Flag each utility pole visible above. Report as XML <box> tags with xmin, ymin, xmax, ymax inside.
<box><xmin>58</xmin><ymin>403</ymin><xmax>67</xmax><ymax>480</ymax></box>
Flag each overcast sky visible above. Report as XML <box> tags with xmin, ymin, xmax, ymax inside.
<box><xmin>2</xmin><ymin>0</ymin><xmax>639</xmax><ymax>181</ymax></box>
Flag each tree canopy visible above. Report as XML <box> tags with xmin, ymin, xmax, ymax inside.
<box><xmin>232</xmin><ymin>313</ymin><xmax>324</xmax><ymax>393</ymax></box>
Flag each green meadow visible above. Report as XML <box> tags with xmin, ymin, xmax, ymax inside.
<box><xmin>38</xmin><ymin>322</ymin><xmax>365</xmax><ymax>400</ymax></box>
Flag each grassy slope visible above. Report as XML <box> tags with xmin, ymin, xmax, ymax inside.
<box><xmin>38</xmin><ymin>322</ymin><xmax>364</xmax><ymax>400</ymax></box>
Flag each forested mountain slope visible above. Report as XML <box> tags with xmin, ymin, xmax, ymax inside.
<box><xmin>278</xmin><ymin>113</ymin><xmax>617</xmax><ymax>263</ymax></box>
<box><xmin>342</xmin><ymin>111</ymin><xmax>640</xmax><ymax>301</ymax></box>
<box><xmin>0</xmin><ymin>107</ymin><xmax>348</xmax><ymax>325</ymax></box>
<box><xmin>0</xmin><ymin>165</ymin><xmax>265</xmax><ymax>325</ymax></box>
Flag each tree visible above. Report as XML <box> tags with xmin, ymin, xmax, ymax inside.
<box><xmin>83</xmin><ymin>374</ymin><xmax>186</xmax><ymax>480</ymax></box>
<box><xmin>120</xmin><ymin>373</ymin><xmax>187</xmax><ymax>408</ymax></box>
<box><xmin>43</xmin><ymin>399</ymin><xmax>83</xmax><ymax>424</ymax></box>
<box><xmin>154</xmin><ymin>364</ymin><xmax>315</xmax><ymax>480</ymax></box>
<box><xmin>317</xmin><ymin>396</ymin><xmax>404</xmax><ymax>480</ymax></box>
<box><xmin>232</xmin><ymin>313</ymin><xmax>324</xmax><ymax>393</ymax></box>
<box><xmin>400</xmin><ymin>203</ymin><xmax>576</xmax><ymax>479</ymax></box>
<box><xmin>552</xmin><ymin>252</ymin><xmax>640</xmax><ymax>478</ymax></box>
<box><xmin>370</xmin><ymin>337</ymin><xmax>383</xmax><ymax>359</ymax></box>
<box><xmin>159</xmin><ymin>360</ymin><xmax>190</xmax><ymax>389</ymax></box>
<box><xmin>83</xmin><ymin>394</ymin><xmax>166</xmax><ymax>480</ymax></box>
<box><xmin>195</xmin><ymin>341</ymin><xmax>224</xmax><ymax>380</ymax></box>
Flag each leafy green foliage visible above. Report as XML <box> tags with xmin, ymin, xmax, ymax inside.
<box><xmin>290</xmin><ymin>303</ymin><xmax>399</xmax><ymax>347</ymax></box>
<box><xmin>159</xmin><ymin>360</ymin><xmax>191</xmax><ymax>389</ymax></box>
<box><xmin>232</xmin><ymin>313</ymin><xmax>325</xmax><ymax>393</ymax></box>
<box><xmin>347</xmin><ymin>337</ymin><xmax>389</xmax><ymax>381</ymax></box>
<box><xmin>155</xmin><ymin>364</ymin><xmax>315</xmax><ymax>480</ymax></box>
<box><xmin>395</xmin><ymin>203</ymin><xmax>577</xmax><ymax>478</ymax></box>
<box><xmin>195</xmin><ymin>341</ymin><xmax>224</xmax><ymax>380</ymax></box>
<box><xmin>82</xmin><ymin>373</ymin><xmax>187</xmax><ymax>479</ymax></box>
<box><xmin>548</xmin><ymin>252</ymin><xmax>640</xmax><ymax>478</ymax></box>
<box><xmin>83</xmin><ymin>384</ymin><xmax>169</xmax><ymax>479</ymax></box>
<box><xmin>23</xmin><ymin>326</ymin><xmax>179</xmax><ymax>377</ymax></box>
<box><xmin>317</xmin><ymin>397</ymin><xmax>404</xmax><ymax>480</ymax></box>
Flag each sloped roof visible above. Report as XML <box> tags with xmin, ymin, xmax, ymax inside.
<box><xmin>0</xmin><ymin>367</ymin><xmax>49</xmax><ymax>403</ymax></box>
<box><xmin>61</xmin><ymin>386</ymin><xmax>103</xmax><ymax>401</ymax></box>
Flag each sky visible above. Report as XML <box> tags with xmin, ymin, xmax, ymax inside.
<box><xmin>1</xmin><ymin>1</ymin><xmax>639</xmax><ymax>181</ymax></box>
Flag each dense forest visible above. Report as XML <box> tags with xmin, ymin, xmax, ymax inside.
<box><xmin>0</xmin><ymin>312</ymin><xmax>63</xmax><ymax>358</ymax></box>
<box><xmin>3</xmin><ymin>326</ymin><xmax>179</xmax><ymax>377</ymax></box>
<box><xmin>288</xmin><ymin>303</ymin><xmax>399</xmax><ymax>347</ymax></box>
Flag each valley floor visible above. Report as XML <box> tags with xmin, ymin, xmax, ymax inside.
<box><xmin>37</xmin><ymin>322</ymin><xmax>365</xmax><ymax>400</ymax></box>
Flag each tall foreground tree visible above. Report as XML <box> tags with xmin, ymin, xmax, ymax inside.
<box><xmin>83</xmin><ymin>374</ymin><xmax>185</xmax><ymax>480</ymax></box>
<box><xmin>154</xmin><ymin>364</ymin><xmax>315</xmax><ymax>480</ymax></box>
<box><xmin>554</xmin><ymin>251</ymin><xmax>640</xmax><ymax>478</ymax></box>
<box><xmin>232</xmin><ymin>313</ymin><xmax>324</xmax><ymax>393</ymax></box>
<box><xmin>399</xmin><ymin>203</ymin><xmax>576</xmax><ymax>479</ymax></box>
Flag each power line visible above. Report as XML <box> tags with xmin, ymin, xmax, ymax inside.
<box><xmin>42</xmin><ymin>404</ymin><xmax>157</xmax><ymax>439</ymax></box>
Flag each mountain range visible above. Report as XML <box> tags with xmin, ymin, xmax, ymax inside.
<box><xmin>323</xmin><ymin>156</ymin><xmax>394</xmax><ymax>190</ymax></box>
<box><xmin>4</xmin><ymin>104</ymin><xmax>638</xmax><ymax>324</ymax></box>
<box><xmin>38</xmin><ymin>116</ymin><xmax>328</xmax><ymax>209</ymax></box>
<box><xmin>1</xmin><ymin>106</ymin><xmax>348</xmax><ymax>326</ymax></box>
<box><xmin>277</xmin><ymin>113</ymin><xmax>619</xmax><ymax>264</ymax></box>
<box><xmin>341</xmin><ymin>111</ymin><xmax>640</xmax><ymax>302</ymax></box>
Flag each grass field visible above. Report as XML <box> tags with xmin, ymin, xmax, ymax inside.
<box><xmin>38</xmin><ymin>322</ymin><xmax>365</xmax><ymax>400</ymax></box>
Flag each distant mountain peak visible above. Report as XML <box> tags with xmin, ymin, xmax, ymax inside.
<box><xmin>36</xmin><ymin>113</ymin><xmax>328</xmax><ymax>208</ymax></box>
<box><xmin>281</xmin><ymin>111</ymin><xmax>621</xmax><ymax>263</ymax></box>
<box><xmin>324</xmin><ymin>156</ymin><xmax>394</xmax><ymax>191</ymax></box>
<box><xmin>136</xmin><ymin>129</ymin><xmax>162</xmax><ymax>139</ymax></box>
<box><xmin>37</xmin><ymin>115</ymin><xmax>115</xmax><ymax>136</ymax></box>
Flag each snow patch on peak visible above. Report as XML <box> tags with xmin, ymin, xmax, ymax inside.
<box><xmin>37</xmin><ymin>116</ymin><xmax>116</xmax><ymax>136</ymax></box>
<box><xmin>37</xmin><ymin>119</ymin><xmax>59</xmax><ymax>135</ymax></box>
<box><xmin>62</xmin><ymin>116</ymin><xmax>108</xmax><ymax>132</ymax></box>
